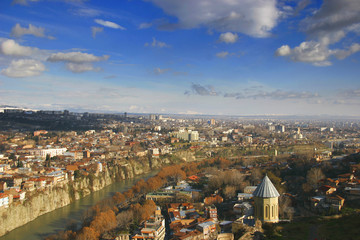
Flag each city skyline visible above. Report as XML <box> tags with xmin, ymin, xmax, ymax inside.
<box><xmin>0</xmin><ymin>0</ymin><xmax>360</xmax><ymax>116</ymax></box>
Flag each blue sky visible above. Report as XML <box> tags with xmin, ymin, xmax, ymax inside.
<box><xmin>0</xmin><ymin>0</ymin><xmax>360</xmax><ymax>116</ymax></box>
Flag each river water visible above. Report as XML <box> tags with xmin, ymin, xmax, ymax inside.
<box><xmin>0</xmin><ymin>171</ymin><xmax>158</xmax><ymax>240</ymax></box>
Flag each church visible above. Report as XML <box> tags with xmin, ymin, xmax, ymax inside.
<box><xmin>253</xmin><ymin>175</ymin><xmax>280</xmax><ymax>223</ymax></box>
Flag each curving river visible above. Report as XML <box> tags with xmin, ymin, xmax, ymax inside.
<box><xmin>0</xmin><ymin>170</ymin><xmax>158</xmax><ymax>240</ymax></box>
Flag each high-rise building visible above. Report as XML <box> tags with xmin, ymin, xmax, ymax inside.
<box><xmin>275</xmin><ymin>125</ymin><xmax>285</xmax><ymax>133</ymax></box>
<box><xmin>253</xmin><ymin>175</ymin><xmax>280</xmax><ymax>223</ymax></box>
<box><xmin>172</xmin><ymin>129</ymin><xmax>199</xmax><ymax>142</ymax></box>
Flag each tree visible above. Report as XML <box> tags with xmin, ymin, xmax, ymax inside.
<box><xmin>250</xmin><ymin>168</ymin><xmax>262</xmax><ymax>184</ymax></box>
<box><xmin>113</xmin><ymin>192</ymin><xmax>126</xmax><ymax>205</ymax></box>
<box><xmin>17</xmin><ymin>159</ymin><xmax>24</xmax><ymax>168</ymax></box>
<box><xmin>74</xmin><ymin>170</ymin><xmax>81</xmax><ymax>179</ymax></box>
<box><xmin>124</xmin><ymin>189</ymin><xmax>134</xmax><ymax>199</ymax></box>
<box><xmin>307</xmin><ymin>167</ymin><xmax>325</xmax><ymax>188</ymax></box>
<box><xmin>76</xmin><ymin>227</ymin><xmax>98</xmax><ymax>240</ymax></box>
<box><xmin>223</xmin><ymin>186</ymin><xmax>236</xmax><ymax>199</ymax></box>
<box><xmin>45</xmin><ymin>154</ymin><xmax>51</xmax><ymax>167</ymax></box>
<box><xmin>116</xmin><ymin>210</ymin><xmax>133</xmax><ymax>229</ymax></box>
<box><xmin>9</xmin><ymin>153</ymin><xmax>16</xmax><ymax>161</ymax></box>
<box><xmin>89</xmin><ymin>210</ymin><xmax>117</xmax><ymax>235</ymax></box>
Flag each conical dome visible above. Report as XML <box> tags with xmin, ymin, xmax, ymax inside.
<box><xmin>253</xmin><ymin>175</ymin><xmax>280</xmax><ymax>198</ymax></box>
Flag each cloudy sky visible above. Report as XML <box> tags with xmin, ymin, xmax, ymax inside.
<box><xmin>0</xmin><ymin>0</ymin><xmax>360</xmax><ymax>116</ymax></box>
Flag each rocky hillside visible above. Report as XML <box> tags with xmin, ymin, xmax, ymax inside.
<box><xmin>0</xmin><ymin>157</ymin><xmax>169</xmax><ymax>237</ymax></box>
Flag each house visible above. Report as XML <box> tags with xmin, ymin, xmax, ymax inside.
<box><xmin>0</xmin><ymin>181</ymin><xmax>7</xmax><ymax>191</ymax></box>
<box><xmin>23</xmin><ymin>180</ymin><xmax>35</xmax><ymax>191</ymax></box>
<box><xmin>318</xmin><ymin>185</ymin><xmax>337</xmax><ymax>195</ymax></box>
<box><xmin>326</xmin><ymin>195</ymin><xmax>345</xmax><ymax>211</ymax></box>
<box><xmin>174</xmin><ymin>230</ymin><xmax>202</xmax><ymax>240</ymax></box>
<box><xmin>237</xmin><ymin>193</ymin><xmax>253</xmax><ymax>201</ymax></box>
<box><xmin>197</xmin><ymin>221</ymin><xmax>217</xmax><ymax>239</ymax></box>
<box><xmin>204</xmin><ymin>194</ymin><xmax>223</xmax><ymax>205</ymax></box>
<box><xmin>0</xmin><ymin>193</ymin><xmax>9</xmax><ymax>208</ymax></box>
<box><xmin>187</xmin><ymin>175</ymin><xmax>200</xmax><ymax>182</ymax></box>
<box><xmin>217</xmin><ymin>233</ymin><xmax>234</xmax><ymax>240</ymax></box>
<box><xmin>344</xmin><ymin>187</ymin><xmax>360</xmax><ymax>200</ymax></box>
<box><xmin>5</xmin><ymin>188</ymin><xmax>25</xmax><ymax>201</ymax></box>
<box><xmin>233</xmin><ymin>202</ymin><xmax>253</xmax><ymax>216</ymax></box>
<box><xmin>167</xmin><ymin>203</ymin><xmax>196</xmax><ymax>223</ymax></box>
<box><xmin>132</xmin><ymin>206</ymin><xmax>165</xmax><ymax>240</ymax></box>
<box><xmin>205</xmin><ymin>205</ymin><xmax>218</xmax><ymax>221</ymax></box>
<box><xmin>243</xmin><ymin>186</ymin><xmax>257</xmax><ymax>194</ymax></box>
<box><xmin>66</xmin><ymin>165</ymin><xmax>79</xmax><ymax>172</ymax></box>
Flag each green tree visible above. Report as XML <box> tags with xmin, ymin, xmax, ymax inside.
<box><xmin>45</xmin><ymin>154</ymin><xmax>51</xmax><ymax>167</ymax></box>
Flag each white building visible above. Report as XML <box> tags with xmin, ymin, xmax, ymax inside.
<box><xmin>173</xmin><ymin>129</ymin><xmax>199</xmax><ymax>142</ymax></box>
<box><xmin>0</xmin><ymin>193</ymin><xmax>9</xmax><ymax>208</ymax></box>
<box><xmin>29</xmin><ymin>148</ymin><xmax>67</xmax><ymax>158</ymax></box>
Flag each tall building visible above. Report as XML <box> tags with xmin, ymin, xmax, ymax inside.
<box><xmin>253</xmin><ymin>175</ymin><xmax>280</xmax><ymax>223</ymax></box>
<box><xmin>173</xmin><ymin>129</ymin><xmax>199</xmax><ymax>142</ymax></box>
<box><xmin>275</xmin><ymin>125</ymin><xmax>285</xmax><ymax>133</ymax></box>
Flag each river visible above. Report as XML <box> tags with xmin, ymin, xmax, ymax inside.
<box><xmin>0</xmin><ymin>170</ymin><xmax>158</xmax><ymax>240</ymax></box>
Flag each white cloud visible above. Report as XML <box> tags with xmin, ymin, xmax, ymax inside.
<box><xmin>47</xmin><ymin>51</ymin><xmax>109</xmax><ymax>73</ymax></box>
<box><xmin>148</xmin><ymin>0</ymin><xmax>279</xmax><ymax>37</ymax></box>
<box><xmin>216</xmin><ymin>51</ymin><xmax>229</xmax><ymax>58</ymax></box>
<box><xmin>218</xmin><ymin>32</ymin><xmax>238</xmax><ymax>44</ymax></box>
<box><xmin>277</xmin><ymin>0</ymin><xmax>360</xmax><ymax>66</ymax></box>
<box><xmin>276</xmin><ymin>41</ymin><xmax>331</xmax><ymax>64</ymax></box>
<box><xmin>94</xmin><ymin>19</ymin><xmax>126</xmax><ymax>30</ymax></box>
<box><xmin>72</xmin><ymin>8</ymin><xmax>102</xmax><ymax>17</ymax></box>
<box><xmin>154</xmin><ymin>67</ymin><xmax>170</xmax><ymax>75</ymax></box>
<box><xmin>12</xmin><ymin>0</ymin><xmax>85</xmax><ymax>5</ymax></box>
<box><xmin>129</xmin><ymin>105</ymin><xmax>139</xmax><ymax>110</ymax></box>
<box><xmin>334</xmin><ymin>43</ymin><xmax>360</xmax><ymax>60</ymax></box>
<box><xmin>12</xmin><ymin>0</ymin><xmax>39</xmax><ymax>5</ymax></box>
<box><xmin>91</xmin><ymin>26</ymin><xmax>103</xmax><ymax>38</ymax></box>
<box><xmin>10</xmin><ymin>23</ymin><xmax>54</xmax><ymax>39</ymax></box>
<box><xmin>0</xmin><ymin>39</ymin><xmax>38</xmax><ymax>57</ymax></box>
<box><xmin>178</xmin><ymin>110</ymin><xmax>202</xmax><ymax>115</ymax></box>
<box><xmin>276</xmin><ymin>41</ymin><xmax>360</xmax><ymax>66</ymax></box>
<box><xmin>65</xmin><ymin>63</ymin><xmax>100</xmax><ymax>73</ymax></box>
<box><xmin>275</xmin><ymin>45</ymin><xmax>291</xmax><ymax>56</ymax></box>
<box><xmin>47</xmin><ymin>52</ymin><xmax>109</xmax><ymax>63</ymax></box>
<box><xmin>1</xmin><ymin>59</ymin><xmax>45</xmax><ymax>78</ymax></box>
<box><xmin>139</xmin><ymin>22</ymin><xmax>153</xmax><ymax>29</ymax></box>
<box><xmin>145</xmin><ymin>37</ymin><xmax>170</xmax><ymax>48</ymax></box>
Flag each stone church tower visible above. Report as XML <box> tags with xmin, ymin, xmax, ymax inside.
<box><xmin>253</xmin><ymin>175</ymin><xmax>280</xmax><ymax>223</ymax></box>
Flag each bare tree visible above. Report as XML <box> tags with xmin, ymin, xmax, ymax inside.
<box><xmin>307</xmin><ymin>167</ymin><xmax>325</xmax><ymax>188</ymax></box>
<box><xmin>250</xmin><ymin>168</ymin><xmax>262</xmax><ymax>185</ymax></box>
<box><xmin>116</xmin><ymin>210</ymin><xmax>134</xmax><ymax>229</ymax></box>
<box><xmin>223</xmin><ymin>186</ymin><xmax>236</xmax><ymax>199</ymax></box>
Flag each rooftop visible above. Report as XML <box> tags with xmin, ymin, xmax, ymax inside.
<box><xmin>252</xmin><ymin>175</ymin><xmax>280</xmax><ymax>198</ymax></box>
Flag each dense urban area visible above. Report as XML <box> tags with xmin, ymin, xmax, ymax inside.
<box><xmin>0</xmin><ymin>107</ymin><xmax>360</xmax><ymax>240</ymax></box>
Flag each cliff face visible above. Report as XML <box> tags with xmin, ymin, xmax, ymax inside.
<box><xmin>0</xmin><ymin>158</ymin><xmax>159</xmax><ymax>237</ymax></box>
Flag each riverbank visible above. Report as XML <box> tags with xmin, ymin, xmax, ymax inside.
<box><xmin>0</xmin><ymin>170</ymin><xmax>158</xmax><ymax>240</ymax></box>
<box><xmin>0</xmin><ymin>157</ymin><xmax>166</xmax><ymax>238</ymax></box>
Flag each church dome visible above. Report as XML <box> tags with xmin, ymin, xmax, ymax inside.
<box><xmin>253</xmin><ymin>175</ymin><xmax>280</xmax><ymax>198</ymax></box>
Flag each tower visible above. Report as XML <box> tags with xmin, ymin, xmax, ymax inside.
<box><xmin>253</xmin><ymin>175</ymin><xmax>280</xmax><ymax>223</ymax></box>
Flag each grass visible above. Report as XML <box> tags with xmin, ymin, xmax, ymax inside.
<box><xmin>318</xmin><ymin>214</ymin><xmax>360</xmax><ymax>240</ymax></box>
<box><xmin>264</xmin><ymin>214</ymin><xmax>360</xmax><ymax>240</ymax></box>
